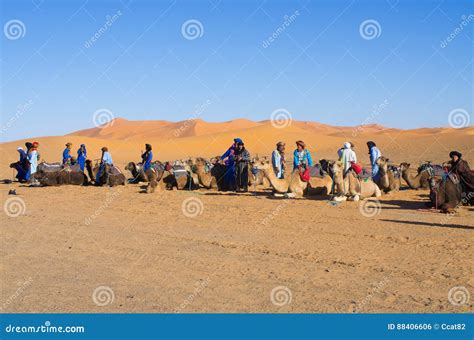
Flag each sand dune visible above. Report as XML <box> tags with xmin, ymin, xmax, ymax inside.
<box><xmin>1</xmin><ymin>119</ymin><xmax>472</xmax><ymax>177</ymax></box>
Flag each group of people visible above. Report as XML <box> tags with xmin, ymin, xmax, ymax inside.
<box><xmin>13</xmin><ymin>138</ymin><xmax>471</xmax><ymax>199</ymax></box>
<box><xmin>268</xmin><ymin>140</ymin><xmax>382</xmax><ymax>180</ymax></box>
<box><xmin>14</xmin><ymin>142</ymin><xmax>40</xmax><ymax>183</ymax></box>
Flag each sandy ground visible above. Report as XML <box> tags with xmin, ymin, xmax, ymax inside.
<box><xmin>1</xmin><ymin>120</ymin><xmax>473</xmax><ymax>313</ymax></box>
<box><xmin>1</xmin><ymin>181</ymin><xmax>473</xmax><ymax>313</ymax></box>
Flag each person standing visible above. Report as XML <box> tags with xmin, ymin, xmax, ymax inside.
<box><xmin>234</xmin><ymin>141</ymin><xmax>251</xmax><ymax>192</ymax></box>
<box><xmin>272</xmin><ymin>142</ymin><xmax>286</xmax><ymax>179</ymax></box>
<box><xmin>77</xmin><ymin>144</ymin><xmax>87</xmax><ymax>171</ymax></box>
<box><xmin>14</xmin><ymin>146</ymin><xmax>29</xmax><ymax>182</ymax></box>
<box><xmin>367</xmin><ymin>141</ymin><xmax>381</xmax><ymax>180</ymax></box>
<box><xmin>27</xmin><ymin>141</ymin><xmax>40</xmax><ymax>184</ymax></box>
<box><xmin>141</xmin><ymin>144</ymin><xmax>153</xmax><ymax>172</ymax></box>
<box><xmin>293</xmin><ymin>140</ymin><xmax>313</xmax><ymax>170</ymax></box>
<box><xmin>339</xmin><ymin>142</ymin><xmax>357</xmax><ymax>173</ymax></box>
<box><xmin>220</xmin><ymin>138</ymin><xmax>241</xmax><ymax>191</ymax></box>
<box><xmin>63</xmin><ymin>142</ymin><xmax>73</xmax><ymax>165</ymax></box>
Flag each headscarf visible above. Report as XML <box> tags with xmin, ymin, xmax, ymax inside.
<box><xmin>343</xmin><ymin>142</ymin><xmax>351</xmax><ymax>149</ymax></box>
<box><xmin>449</xmin><ymin>151</ymin><xmax>462</xmax><ymax>159</ymax></box>
<box><xmin>234</xmin><ymin>138</ymin><xmax>243</xmax><ymax>144</ymax></box>
<box><xmin>367</xmin><ymin>141</ymin><xmax>376</xmax><ymax>153</ymax></box>
<box><xmin>145</xmin><ymin>144</ymin><xmax>152</xmax><ymax>151</ymax></box>
<box><xmin>296</xmin><ymin>140</ymin><xmax>305</xmax><ymax>149</ymax></box>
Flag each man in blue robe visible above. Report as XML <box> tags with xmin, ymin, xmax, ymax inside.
<box><xmin>63</xmin><ymin>142</ymin><xmax>72</xmax><ymax>165</ymax></box>
<box><xmin>77</xmin><ymin>144</ymin><xmax>87</xmax><ymax>171</ymax></box>
<box><xmin>220</xmin><ymin>138</ymin><xmax>241</xmax><ymax>191</ymax></box>
<box><xmin>141</xmin><ymin>144</ymin><xmax>153</xmax><ymax>171</ymax></box>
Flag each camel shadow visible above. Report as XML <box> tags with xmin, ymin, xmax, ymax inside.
<box><xmin>380</xmin><ymin>199</ymin><xmax>428</xmax><ymax>210</ymax></box>
<box><xmin>202</xmin><ymin>191</ymin><xmax>271</xmax><ymax>197</ymax></box>
<box><xmin>380</xmin><ymin>219</ymin><xmax>474</xmax><ymax>231</ymax></box>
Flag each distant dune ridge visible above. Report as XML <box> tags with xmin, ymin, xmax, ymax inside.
<box><xmin>0</xmin><ymin>117</ymin><xmax>472</xmax><ymax>177</ymax></box>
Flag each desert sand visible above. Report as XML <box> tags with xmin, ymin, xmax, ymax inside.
<box><xmin>1</xmin><ymin>119</ymin><xmax>473</xmax><ymax>313</ymax></box>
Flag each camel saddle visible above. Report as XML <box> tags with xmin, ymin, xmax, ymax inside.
<box><xmin>353</xmin><ymin>168</ymin><xmax>372</xmax><ymax>181</ymax></box>
<box><xmin>388</xmin><ymin>165</ymin><xmax>401</xmax><ymax>179</ymax></box>
<box><xmin>165</xmin><ymin>163</ymin><xmax>188</xmax><ymax>178</ymax></box>
<box><xmin>418</xmin><ymin>163</ymin><xmax>446</xmax><ymax>177</ymax></box>
<box><xmin>38</xmin><ymin>162</ymin><xmax>63</xmax><ymax>173</ymax></box>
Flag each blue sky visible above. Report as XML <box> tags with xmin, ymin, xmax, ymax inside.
<box><xmin>1</xmin><ymin>0</ymin><xmax>473</xmax><ymax>141</ymax></box>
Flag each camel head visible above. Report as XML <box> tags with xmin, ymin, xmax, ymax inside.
<box><xmin>330</xmin><ymin>161</ymin><xmax>344</xmax><ymax>177</ymax></box>
<box><xmin>125</xmin><ymin>161</ymin><xmax>138</xmax><ymax>172</ymax></box>
<box><xmin>399</xmin><ymin>162</ymin><xmax>411</xmax><ymax>171</ymax></box>
<box><xmin>252</xmin><ymin>159</ymin><xmax>271</xmax><ymax>171</ymax></box>
<box><xmin>376</xmin><ymin>156</ymin><xmax>389</xmax><ymax>167</ymax></box>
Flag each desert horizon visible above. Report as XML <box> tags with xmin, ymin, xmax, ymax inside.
<box><xmin>1</xmin><ymin>118</ymin><xmax>472</xmax><ymax>175</ymax></box>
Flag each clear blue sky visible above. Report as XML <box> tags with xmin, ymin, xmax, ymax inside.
<box><xmin>1</xmin><ymin>0</ymin><xmax>472</xmax><ymax>142</ymax></box>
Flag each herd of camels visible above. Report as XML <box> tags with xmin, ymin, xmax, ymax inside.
<box><xmin>19</xmin><ymin>153</ymin><xmax>466</xmax><ymax>213</ymax></box>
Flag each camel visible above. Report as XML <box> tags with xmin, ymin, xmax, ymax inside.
<box><xmin>253</xmin><ymin>160</ymin><xmax>332</xmax><ymax>198</ymax></box>
<box><xmin>187</xmin><ymin>157</ymin><xmax>219</xmax><ymax>189</ymax></box>
<box><xmin>146</xmin><ymin>160</ymin><xmax>197</xmax><ymax>193</ymax></box>
<box><xmin>429</xmin><ymin>175</ymin><xmax>462</xmax><ymax>213</ymax></box>
<box><xmin>86</xmin><ymin>160</ymin><xmax>126</xmax><ymax>186</ymax></box>
<box><xmin>248</xmin><ymin>156</ymin><xmax>270</xmax><ymax>188</ymax></box>
<box><xmin>34</xmin><ymin>162</ymin><xmax>88</xmax><ymax>186</ymax></box>
<box><xmin>399</xmin><ymin>162</ymin><xmax>429</xmax><ymax>189</ymax></box>
<box><xmin>125</xmin><ymin>161</ymin><xmax>165</xmax><ymax>184</ymax></box>
<box><xmin>331</xmin><ymin>161</ymin><xmax>381</xmax><ymax>201</ymax></box>
<box><xmin>375</xmin><ymin>156</ymin><xmax>401</xmax><ymax>193</ymax></box>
